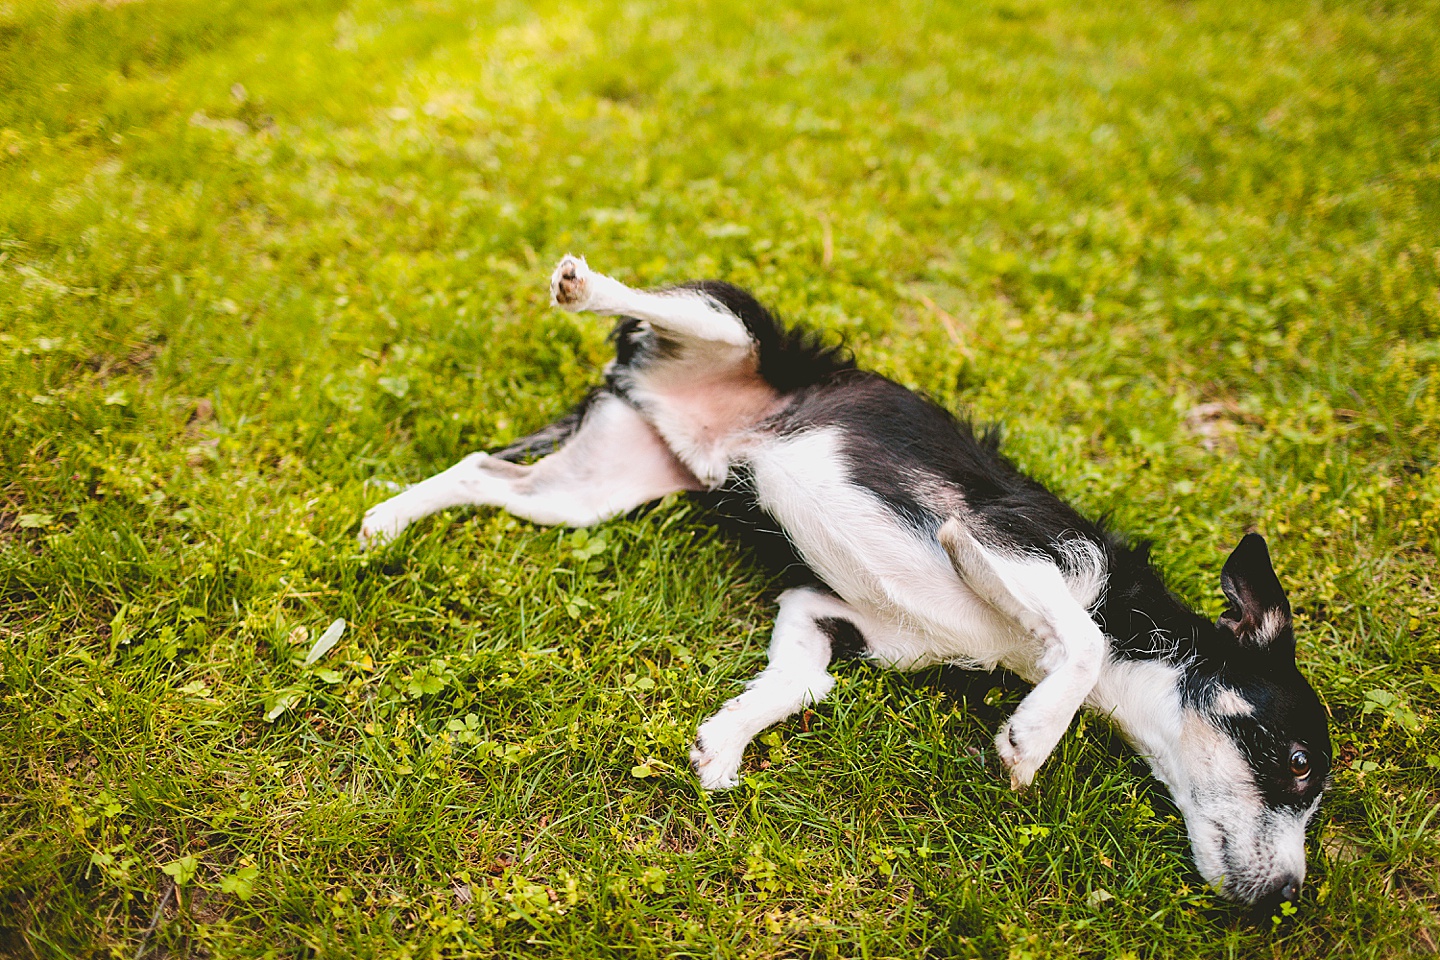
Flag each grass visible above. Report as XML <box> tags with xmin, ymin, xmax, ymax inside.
<box><xmin>1</xmin><ymin>0</ymin><xmax>1438</xmax><ymax>955</ymax></box>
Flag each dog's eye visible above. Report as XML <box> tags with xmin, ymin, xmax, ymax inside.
<box><xmin>1289</xmin><ymin>749</ymin><xmax>1311</xmax><ymax>779</ymax></box>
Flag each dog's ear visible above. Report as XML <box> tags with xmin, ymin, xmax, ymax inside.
<box><xmin>1218</xmin><ymin>533</ymin><xmax>1293</xmax><ymax>656</ymax></box>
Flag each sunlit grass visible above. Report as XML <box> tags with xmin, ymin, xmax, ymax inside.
<box><xmin>1</xmin><ymin>0</ymin><xmax>1438</xmax><ymax>955</ymax></box>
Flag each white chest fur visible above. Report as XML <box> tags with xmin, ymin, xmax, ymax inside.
<box><xmin>748</xmin><ymin>428</ymin><xmax>1027</xmax><ymax>671</ymax></box>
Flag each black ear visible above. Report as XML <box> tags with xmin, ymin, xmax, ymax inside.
<box><xmin>1218</xmin><ymin>533</ymin><xmax>1293</xmax><ymax>656</ymax></box>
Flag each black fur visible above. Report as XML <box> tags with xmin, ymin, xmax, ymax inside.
<box><xmin>551</xmin><ymin>273</ymin><xmax>1331</xmax><ymax>820</ymax></box>
<box><xmin>490</xmin><ymin>390</ymin><xmax>601</xmax><ymax>463</ymax></box>
<box><xmin>1218</xmin><ymin>534</ymin><xmax>1294</xmax><ymax>655</ymax></box>
<box><xmin>1093</xmin><ymin>554</ymin><xmax>1211</xmax><ymax>662</ymax></box>
<box><xmin>711</xmin><ymin>289</ymin><xmax>1328</xmax><ymax>790</ymax></box>
<box><xmin>1194</xmin><ymin>655</ymin><xmax>1331</xmax><ymax>811</ymax></box>
<box><xmin>604</xmin><ymin>284</ymin><xmax>1313</xmax><ymax>695</ymax></box>
<box><xmin>760</xmin><ymin>368</ymin><xmax>1226</xmax><ymax>667</ymax></box>
<box><xmin>768</xmin><ymin>371</ymin><xmax>1109</xmax><ymax>557</ymax></box>
<box><xmin>675</xmin><ymin>280</ymin><xmax>855</xmax><ymax>392</ymax></box>
<box><xmin>372</xmin><ymin>262</ymin><xmax>1332</xmax><ymax>906</ymax></box>
<box><xmin>622</xmin><ymin>291</ymin><xmax>1228</xmax><ymax>671</ymax></box>
<box><xmin>605</xmin><ymin>317</ymin><xmax>684</xmax><ymax>394</ymax></box>
<box><xmin>818</xmin><ymin>616</ymin><xmax>870</xmax><ymax>662</ymax></box>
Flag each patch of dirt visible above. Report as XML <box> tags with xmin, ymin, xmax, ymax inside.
<box><xmin>1184</xmin><ymin>400</ymin><xmax>1264</xmax><ymax>452</ymax></box>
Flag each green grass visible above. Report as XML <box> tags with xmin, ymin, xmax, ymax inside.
<box><xmin>2</xmin><ymin>0</ymin><xmax>1438</xmax><ymax>954</ymax></box>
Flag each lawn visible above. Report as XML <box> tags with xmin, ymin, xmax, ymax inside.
<box><xmin>2</xmin><ymin>0</ymin><xmax>1438</xmax><ymax>955</ymax></box>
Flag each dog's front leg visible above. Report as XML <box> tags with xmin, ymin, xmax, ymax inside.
<box><xmin>939</xmin><ymin>519</ymin><xmax>1106</xmax><ymax>788</ymax></box>
<box><xmin>690</xmin><ymin>587</ymin><xmax>889</xmax><ymax>790</ymax></box>
<box><xmin>993</xmin><ymin>616</ymin><xmax>1106</xmax><ymax>788</ymax></box>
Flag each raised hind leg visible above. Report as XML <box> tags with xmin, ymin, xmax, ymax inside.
<box><xmin>550</xmin><ymin>254</ymin><xmax>754</xmax><ymax>348</ymax></box>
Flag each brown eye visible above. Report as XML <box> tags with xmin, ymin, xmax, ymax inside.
<box><xmin>1290</xmin><ymin>749</ymin><xmax>1311</xmax><ymax>779</ymax></box>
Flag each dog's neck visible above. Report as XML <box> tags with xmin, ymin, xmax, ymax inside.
<box><xmin>1085</xmin><ymin>550</ymin><xmax>1218</xmax><ymax>790</ymax></box>
<box><xmin>1094</xmin><ymin>548</ymin><xmax>1212</xmax><ymax>663</ymax></box>
<box><xmin>1087</xmin><ymin>656</ymin><xmax>1188</xmax><ymax>788</ymax></box>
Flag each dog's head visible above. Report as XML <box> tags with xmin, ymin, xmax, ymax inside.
<box><xmin>1154</xmin><ymin>534</ymin><xmax>1332</xmax><ymax>906</ymax></box>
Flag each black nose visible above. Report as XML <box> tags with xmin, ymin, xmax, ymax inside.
<box><xmin>1249</xmin><ymin>877</ymin><xmax>1306</xmax><ymax>926</ymax></box>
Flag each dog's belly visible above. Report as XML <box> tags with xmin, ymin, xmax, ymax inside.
<box><xmin>747</xmin><ymin>429</ymin><xmax>1028</xmax><ymax>671</ymax></box>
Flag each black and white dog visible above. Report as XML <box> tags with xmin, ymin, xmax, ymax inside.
<box><xmin>360</xmin><ymin>256</ymin><xmax>1331</xmax><ymax>907</ymax></box>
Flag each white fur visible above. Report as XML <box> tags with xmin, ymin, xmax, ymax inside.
<box><xmin>1258</xmin><ymin>607</ymin><xmax>1289</xmax><ymax>645</ymax></box>
<box><xmin>551</xmin><ymin>254</ymin><xmax>779</xmax><ymax>488</ymax></box>
<box><xmin>359</xmin><ymin>392</ymin><xmax>701</xmax><ymax>544</ymax></box>
<box><xmin>938</xmin><ymin>519</ymin><xmax>1108</xmax><ymax>788</ymax></box>
<box><xmin>729</xmin><ymin>431</ymin><xmax>1111</xmax><ymax>788</ymax></box>
<box><xmin>1054</xmin><ymin>536</ymin><xmax>1109</xmax><ymax>611</ymax></box>
<box><xmin>1211</xmin><ymin>687</ymin><xmax>1255</xmax><ymax>717</ymax></box>
<box><xmin>690</xmin><ymin>586</ymin><xmax>900</xmax><ymax>789</ymax></box>
<box><xmin>551</xmin><ymin>254</ymin><xmax>754</xmax><ymax>347</ymax></box>
<box><xmin>749</xmin><ymin>428</ymin><xmax>1019</xmax><ymax>671</ymax></box>
<box><xmin>1169</xmin><ymin>715</ymin><xmax>1314</xmax><ymax>902</ymax></box>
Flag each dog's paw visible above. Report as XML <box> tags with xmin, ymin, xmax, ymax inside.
<box><xmin>550</xmin><ymin>254</ymin><xmax>592</xmax><ymax>309</ymax></box>
<box><xmin>995</xmin><ymin>719</ymin><xmax>1046</xmax><ymax>790</ymax></box>
<box><xmin>358</xmin><ymin>502</ymin><xmax>406</xmax><ymax>549</ymax></box>
<box><xmin>689</xmin><ymin>728</ymin><xmax>745</xmax><ymax>791</ymax></box>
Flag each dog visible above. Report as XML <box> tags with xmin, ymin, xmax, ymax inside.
<box><xmin>359</xmin><ymin>255</ymin><xmax>1332</xmax><ymax>908</ymax></box>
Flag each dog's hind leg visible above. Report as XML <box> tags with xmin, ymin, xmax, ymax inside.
<box><xmin>938</xmin><ymin>518</ymin><xmax>1107</xmax><ymax>789</ymax></box>
<box><xmin>549</xmin><ymin>255</ymin><xmax>753</xmax><ymax>348</ymax></box>
<box><xmin>484</xmin><ymin>389</ymin><xmax>602</xmax><ymax>465</ymax></box>
<box><xmin>690</xmin><ymin>586</ymin><xmax>885</xmax><ymax>790</ymax></box>
<box><xmin>359</xmin><ymin>392</ymin><xmax>702</xmax><ymax>545</ymax></box>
